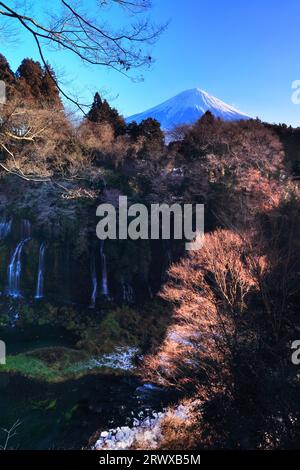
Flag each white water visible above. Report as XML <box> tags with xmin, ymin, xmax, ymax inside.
<box><xmin>35</xmin><ymin>243</ymin><xmax>46</xmax><ymax>299</ymax></box>
<box><xmin>21</xmin><ymin>219</ymin><xmax>31</xmax><ymax>238</ymax></box>
<box><xmin>7</xmin><ymin>238</ymin><xmax>30</xmax><ymax>297</ymax></box>
<box><xmin>148</xmin><ymin>284</ymin><xmax>154</xmax><ymax>299</ymax></box>
<box><xmin>100</xmin><ymin>241</ymin><xmax>109</xmax><ymax>297</ymax></box>
<box><xmin>7</xmin><ymin>219</ymin><xmax>31</xmax><ymax>298</ymax></box>
<box><xmin>90</xmin><ymin>255</ymin><xmax>98</xmax><ymax>308</ymax></box>
<box><xmin>122</xmin><ymin>280</ymin><xmax>134</xmax><ymax>303</ymax></box>
<box><xmin>77</xmin><ymin>347</ymin><xmax>139</xmax><ymax>373</ymax></box>
<box><xmin>0</xmin><ymin>219</ymin><xmax>12</xmax><ymax>240</ymax></box>
<box><xmin>94</xmin><ymin>403</ymin><xmax>189</xmax><ymax>450</ymax></box>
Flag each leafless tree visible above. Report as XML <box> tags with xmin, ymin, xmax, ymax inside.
<box><xmin>0</xmin><ymin>419</ymin><xmax>21</xmax><ymax>450</ymax></box>
<box><xmin>0</xmin><ymin>0</ymin><xmax>165</xmax><ymax>111</ymax></box>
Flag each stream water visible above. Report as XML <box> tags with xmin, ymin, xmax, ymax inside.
<box><xmin>0</xmin><ymin>326</ymin><xmax>174</xmax><ymax>450</ymax></box>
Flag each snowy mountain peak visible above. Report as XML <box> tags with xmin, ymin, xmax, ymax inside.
<box><xmin>126</xmin><ymin>88</ymin><xmax>251</xmax><ymax>130</ymax></box>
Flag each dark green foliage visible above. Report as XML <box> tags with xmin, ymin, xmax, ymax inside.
<box><xmin>127</xmin><ymin>117</ymin><xmax>164</xmax><ymax>145</ymax></box>
<box><xmin>40</xmin><ymin>64</ymin><xmax>61</xmax><ymax>107</ymax></box>
<box><xmin>87</xmin><ymin>92</ymin><xmax>126</xmax><ymax>135</ymax></box>
<box><xmin>0</xmin><ymin>54</ymin><xmax>62</xmax><ymax>107</ymax></box>
<box><xmin>0</xmin><ymin>53</ymin><xmax>15</xmax><ymax>85</ymax></box>
<box><xmin>0</xmin><ymin>53</ymin><xmax>16</xmax><ymax>100</ymax></box>
<box><xmin>126</xmin><ymin>117</ymin><xmax>165</xmax><ymax>163</ymax></box>
<box><xmin>265</xmin><ymin>122</ymin><xmax>300</xmax><ymax>177</ymax></box>
<box><xmin>16</xmin><ymin>58</ymin><xmax>44</xmax><ymax>103</ymax></box>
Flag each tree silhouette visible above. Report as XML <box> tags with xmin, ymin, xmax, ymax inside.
<box><xmin>0</xmin><ymin>53</ymin><xmax>14</xmax><ymax>84</ymax></box>
<box><xmin>41</xmin><ymin>63</ymin><xmax>62</xmax><ymax>107</ymax></box>
<box><xmin>16</xmin><ymin>58</ymin><xmax>44</xmax><ymax>103</ymax></box>
<box><xmin>0</xmin><ymin>53</ymin><xmax>15</xmax><ymax>98</ymax></box>
<box><xmin>15</xmin><ymin>58</ymin><xmax>61</xmax><ymax>107</ymax></box>
<box><xmin>87</xmin><ymin>92</ymin><xmax>126</xmax><ymax>135</ymax></box>
<box><xmin>0</xmin><ymin>1</ymin><xmax>165</xmax><ymax>111</ymax></box>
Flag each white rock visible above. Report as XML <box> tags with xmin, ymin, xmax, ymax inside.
<box><xmin>121</xmin><ymin>426</ymin><xmax>131</xmax><ymax>432</ymax></box>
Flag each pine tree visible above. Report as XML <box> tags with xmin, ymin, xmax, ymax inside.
<box><xmin>87</xmin><ymin>92</ymin><xmax>126</xmax><ymax>136</ymax></box>
<box><xmin>199</xmin><ymin>110</ymin><xmax>215</xmax><ymax>125</ymax></box>
<box><xmin>127</xmin><ymin>118</ymin><xmax>164</xmax><ymax>150</ymax></box>
<box><xmin>0</xmin><ymin>54</ymin><xmax>15</xmax><ymax>99</ymax></box>
<box><xmin>87</xmin><ymin>92</ymin><xmax>103</xmax><ymax>122</ymax></box>
<box><xmin>126</xmin><ymin>121</ymin><xmax>140</xmax><ymax>140</ymax></box>
<box><xmin>137</xmin><ymin>118</ymin><xmax>164</xmax><ymax>145</ymax></box>
<box><xmin>41</xmin><ymin>64</ymin><xmax>62</xmax><ymax>107</ymax></box>
<box><xmin>0</xmin><ymin>54</ymin><xmax>14</xmax><ymax>84</ymax></box>
<box><xmin>16</xmin><ymin>58</ymin><xmax>44</xmax><ymax>104</ymax></box>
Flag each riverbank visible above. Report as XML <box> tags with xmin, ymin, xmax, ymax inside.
<box><xmin>2</xmin><ymin>345</ymin><xmax>139</xmax><ymax>383</ymax></box>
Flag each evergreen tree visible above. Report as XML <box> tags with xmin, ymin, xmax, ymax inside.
<box><xmin>16</xmin><ymin>58</ymin><xmax>44</xmax><ymax>103</ymax></box>
<box><xmin>126</xmin><ymin>120</ymin><xmax>140</xmax><ymax>140</ymax></box>
<box><xmin>87</xmin><ymin>92</ymin><xmax>126</xmax><ymax>136</ymax></box>
<box><xmin>41</xmin><ymin>64</ymin><xmax>62</xmax><ymax>107</ymax></box>
<box><xmin>137</xmin><ymin>118</ymin><xmax>164</xmax><ymax>145</ymax></box>
<box><xmin>15</xmin><ymin>58</ymin><xmax>61</xmax><ymax>107</ymax></box>
<box><xmin>199</xmin><ymin>110</ymin><xmax>215</xmax><ymax>125</ymax></box>
<box><xmin>0</xmin><ymin>54</ymin><xmax>15</xmax><ymax>99</ymax></box>
<box><xmin>127</xmin><ymin>118</ymin><xmax>164</xmax><ymax>150</ymax></box>
<box><xmin>0</xmin><ymin>53</ymin><xmax>14</xmax><ymax>84</ymax></box>
<box><xmin>87</xmin><ymin>92</ymin><xmax>103</xmax><ymax>122</ymax></box>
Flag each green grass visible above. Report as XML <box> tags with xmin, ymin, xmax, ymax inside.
<box><xmin>3</xmin><ymin>354</ymin><xmax>56</xmax><ymax>381</ymax></box>
<box><xmin>1</xmin><ymin>346</ymin><xmax>131</xmax><ymax>383</ymax></box>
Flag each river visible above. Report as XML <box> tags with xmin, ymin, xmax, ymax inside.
<box><xmin>0</xmin><ymin>325</ymin><xmax>174</xmax><ymax>450</ymax></box>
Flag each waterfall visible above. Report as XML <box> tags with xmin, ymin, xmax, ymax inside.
<box><xmin>21</xmin><ymin>219</ymin><xmax>31</xmax><ymax>238</ymax></box>
<box><xmin>35</xmin><ymin>243</ymin><xmax>46</xmax><ymax>299</ymax></box>
<box><xmin>7</xmin><ymin>238</ymin><xmax>30</xmax><ymax>297</ymax></box>
<box><xmin>148</xmin><ymin>284</ymin><xmax>154</xmax><ymax>299</ymax></box>
<box><xmin>89</xmin><ymin>256</ymin><xmax>97</xmax><ymax>308</ymax></box>
<box><xmin>122</xmin><ymin>281</ymin><xmax>134</xmax><ymax>304</ymax></box>
<box><xmin>7</xmin><ymin>219</ymin><xmax>31</xmax><ymax>298</ymax></box>
<box><xmin>0</xmin><ymin>219</ymin><xmax>12</xmax><ymax>240</ymax></box>
<box><xmin>100</xmin><ymin>240</ymin><xmax>109</xmax><ymax>297</ymax></box>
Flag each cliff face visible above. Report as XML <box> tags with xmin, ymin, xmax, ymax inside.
<box><xmin>0</xmin><ymin>176</ymin><xmax>170</xmax><ymax>307</ymax></box>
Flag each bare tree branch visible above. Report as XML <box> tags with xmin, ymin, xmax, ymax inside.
<box><xmin>0</xmin><ymin>0</ymin><xmax>165</xmax><ymax>111</ymax></box>
<box><xmin>0</xmin><ymin>419</ymin><xmax>22</xmax><ymax>450</ymax></box>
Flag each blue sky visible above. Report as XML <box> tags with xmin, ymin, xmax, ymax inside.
<box><xmin>2</xmin><ymin>0</ymin><xmax>300</xmax><ymax>125</ymax></box>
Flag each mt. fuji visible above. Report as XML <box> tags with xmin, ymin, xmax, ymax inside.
<box><xmin>126</xmin><ymin>88</ymin><xmax>251</xmax><ymax>130</ymax></box>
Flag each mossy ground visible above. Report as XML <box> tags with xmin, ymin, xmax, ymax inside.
<box><xmin>2</xmin><ymin>346</ymin><xmax>130</xmax><ymax>383</ymax></box>
<box><xmin>0</xmin><ymin>297</ymin><xmax>171</xmax><ymax>383</ymax></box>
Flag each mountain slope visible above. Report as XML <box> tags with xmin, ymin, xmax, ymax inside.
<box><xmin>126</xmin><ymin>88</ymin><xmax>251</xmax><ymax>130</ymax></box>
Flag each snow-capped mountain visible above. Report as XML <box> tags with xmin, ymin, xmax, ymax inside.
<box><xmin>126</xmin><ymin>88</ymin><xmax>251</xmax><ymax>130</ymax></box>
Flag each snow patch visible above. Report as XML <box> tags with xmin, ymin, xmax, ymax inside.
<box><xmin>126</xmin><ymin>88</ymin><xmax>251</xmax><ymax>130</ymax></box>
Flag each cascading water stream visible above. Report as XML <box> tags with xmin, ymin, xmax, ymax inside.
<box><xmin>0</xmin><ymin>219</ymin><xmax>12</xmax><ymax>240</ymax></box>
<box><xmin>7</xmin><ymin>219</ymin><xmax>31</xmax><ymax>298</ymax></box>
<box><xmin>148</xmin><ymin>284</ymin><xmax>154</xmax><ymax>299</ymax></box>
<box><xmin>100</xmin><ymin>240</ymin><xmax>109</xmax><ymax>297</ymax></box>
<box><xmin>21</xmin><ymin>219</ymin><xmax>31</xmax><ymax>238</ymax></box>
<box><xmin>35</xmin><ymin>243</ymin><xmax>46</xmax><ymax>299</ymax></box>
<box><xmin>89</xmin><ymin>256</ymin><xmax>98</xmax><ymax>308</ymax></box>
<box><xmin>122</xmin><ymin>281</ymin><xmax>134</xmax><ymax>304</ymax></box>
<box><xmin>7</xmin><ymin>238</ymin><xmax>30</xmax><ymax>297</ymax></box>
